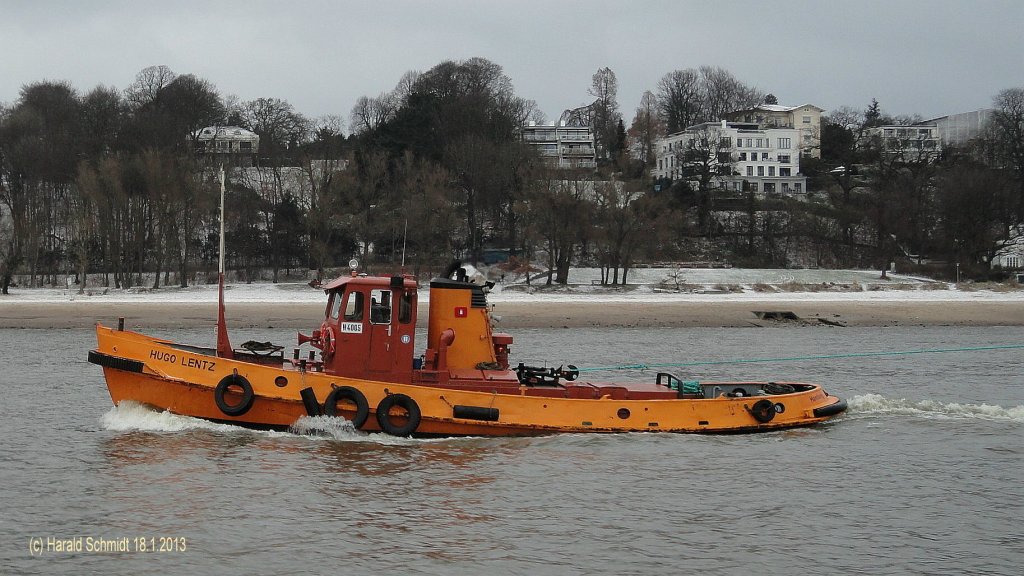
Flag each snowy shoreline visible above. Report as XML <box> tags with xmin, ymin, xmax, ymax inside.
<box><xmin>3</xmin><ymin>277</ymin><xmax>1024</xmax><ymax>331</ymax></box>
<box><xmin>1</xmin><ymin>278</ymin><xmax>1022</xmax><ymax>305</ymax></box>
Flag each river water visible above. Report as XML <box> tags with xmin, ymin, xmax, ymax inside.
<box><xmin>2</xmin><ymin>324</ymin><xmax>1023</xmax><ymax>575</ymax></box>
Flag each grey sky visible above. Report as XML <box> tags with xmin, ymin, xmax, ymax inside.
<box><xmin>2</xmin><ymin>0</ymin><xmax>1022</xmax><ymax>127</ymax></box>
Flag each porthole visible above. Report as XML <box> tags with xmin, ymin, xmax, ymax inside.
<box><xmin>274</xmin><ymin>376</ymin><xmax>288</xmax><ymax>388</ymax></box>
<box><xmin>617</xmin><ymin>408</ymin><xmax>630</xmax><ymax>419</ymax></box>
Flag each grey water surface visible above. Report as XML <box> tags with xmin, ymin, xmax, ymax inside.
<box><xmin>2</xmin><ymin>324</ymin><xmax>1022</xmax><ymax>575</ymax></box>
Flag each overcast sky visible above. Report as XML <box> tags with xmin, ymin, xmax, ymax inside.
<box><xmin>2</xmin><ymin>0</ymin><xmax>1022</xmax><ymax>127</ymax></box>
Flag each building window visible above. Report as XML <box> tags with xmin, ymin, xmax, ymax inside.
<box><xmin>802</xmin><ymin>115</ymin><xmax>811</xmax><ymax>124</ymax></box>
<box><xmin>782</xmin><ymin>182</ymin><xmax>791</xmax><ymax>193</ymax></box>
<box><xmin>768</xmin><ymin>166</ymin><xmax>775</xmax><ymax>176</ymax></box>
<box><xmin>746</xmin><ymin>138</ymin><xmax>753</xmax><ymax>147</ymax></box>
<box><xmin>1007</xmin><ymin>256</ymin><xmax>1020</xmax><ymax>268</ymax></box>
<box><xmin>750</xmin><ymin>182</ymin><xmax>759</xmax><ymax>192</ymax></box>
<box><xmin>794</xmin><ymin>183</ymin><xmax>802</xmax><ymax>193</ymax></box>
<box><xmin>778</xmin><ymin>137</ymin><xmax>791</xmax><ymax>149</ymax></box>
<box><xmin>761</xmin><ymin>152</ymin><xmax>768</xmax><ymax>160</ymax></box>
<box><xmin>746</xmin><ymin>166</ymin><xmax>753</xmax><ymax>176</ymax></box>
<box><xmin>720</xmin><ymin>137</ymin><xmax>732</xmax><ymax>148</ymax></box>
<box><xmin>757</xmin><ymin>166</ymin><xmax>764</xmax><ymax>176</ymax></box>
<box><xmin>764</xmin><ymin>183</ymin><xmax>776</xmax><ymax>193</ymax></box>
<box><xmin>739</xmin><ymin>152</ymin><xmax>747</xmax><ymax>161</ymax></box>
<box><xmin>756</xmin><ymin>138</ymin><xmax>763</xmax><ymax>148</ymax></box>
<box><xmin>778</xmin><ymin>154</ymin><xmax>791</xmax><ymax>164</ymax></box>
<box><xmin>780</xmin><ymin>167</ymin><xmax>791</xmax><ymax>176</ymax></box>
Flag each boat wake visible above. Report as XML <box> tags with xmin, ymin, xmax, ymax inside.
<box><xmin>101</xmin><ymin>401</ymin><xmax>245</xmax><ymax>434</ymax></box>
<box><xmin>99</xmin><ymin>401</ymin><xmax>454</xmax><ymax>444</ymax></box>
<box><xmin>288</xmin><ymin>415</ymin><xmax>364</xmax><ymax>440</ymax></box>
<box><xmin>100</xmin><ymin>401</ymin><xmax>370</xmax><ymax>442</ymax></box>
<box><xmin>848</xmin><ymin>393</ymin><xmax>1024</xmax><ymax>423</ymax></box>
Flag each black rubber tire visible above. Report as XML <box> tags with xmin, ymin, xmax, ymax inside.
<box><xmin>300</xmin><ymin>387</ymin><xmax>322</xmax><ymax>417</ymax></box>
<box><xmin>749</xmin><ymin>399</ymin><xmax>776</xmax><ymax>423</ymax></box>
<box><xmin>214</xmin><ymin>374</ymin><xmax>254</xmax><ymax>417</ymax></box>
<box><xmin>324</xmin><ymin>386</ymin><xmax>369</xmax><ymax>429</ymax></box>
<box><xmin>375</xmin><ymin>393</ymin><xmax>421</xmax><ymax>436</ymax></box>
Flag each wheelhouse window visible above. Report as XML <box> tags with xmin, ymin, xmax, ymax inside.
<box><xmin>399</xmin><ymin>290</ymin><xmax>414</xmax><ymax>324</ymax></box>
<box><xmin>369</xmin><ymin>289</ymin><xmax>392</xmax><ymax>324</ymax></box>
<box><xmin>329</xmin><ymin>292</ymin><xmax>342</xmax><ymax>319</ymax></box>
<box><xmin>343</xmin><ymin>291</ymin><xmax>364</xmax><ymax>322</ymax></box>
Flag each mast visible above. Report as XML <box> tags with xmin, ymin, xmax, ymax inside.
<box><xmin>216</xmin><ymin>164</ymin><xmax>233</xmax><ymax>358</ymax></box>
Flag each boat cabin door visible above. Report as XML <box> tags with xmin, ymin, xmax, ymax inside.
<box><xmin>330</xmin><ymin>279</ymin><xmax>415</xmax><ymax>382</ymax></box>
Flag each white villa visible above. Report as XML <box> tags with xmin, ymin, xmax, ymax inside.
<box><xmin>654</xmin><ymin>121</ymin><xmax>807</xmax><ymax>195</ymax></box>
<box><xmin>726</xmin><ymin>103</ymin><xmax>823</xmax><ymax>158</ymax></box>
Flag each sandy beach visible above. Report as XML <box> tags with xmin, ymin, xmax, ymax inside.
<box><xmin>3</xmin><ymin>299</ymin><xmax>1023</xmax><ymax>329</ymax></box>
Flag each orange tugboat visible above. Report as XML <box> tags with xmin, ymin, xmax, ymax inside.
<box><xmin>89</xmin><ymin>259</ymin><xmax>847</xmax><ymax>436</ymax></box>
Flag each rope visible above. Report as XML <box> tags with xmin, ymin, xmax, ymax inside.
<box><xmin>575</xmin><ymin>343</ymin><xmax>1024</xmax><ymax>373</ymax></box>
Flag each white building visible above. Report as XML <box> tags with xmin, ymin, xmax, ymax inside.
<box><xmin>654</xmin><ymin>121</ymin><xmax>807</xmax><ymax>195</ymax></box>
<box><xmin>522</xmin><ymin>122</ymin><xmax>596</xmax><ymax>169</ymax></box>
<box><xmin>191</xmin><ymin>126</ymin><xmax>260</xmax><ymax>167</ymax></box>
<box><xmin>726</xmin><ymin>103</ymin><xmax>823</xmax><ymax>158</ymax></box>
<box><xmin>864</xmin><ymin>124</ymin><xmax>942</xmax><ymax>162</ymax></box>
<box><xmin>992</xmin><ymin>226</ymin><xmax>1024</xmax><ymax>271</ymax></box>
<box><xmin>924</xmin><ymin>109</ymin><xmax>993</xmax><ymax>146</ymax></box>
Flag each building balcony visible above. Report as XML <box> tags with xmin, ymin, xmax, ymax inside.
<box><xmin>561</xmin><ymin>147</ymin><xmax>596</xmax><ymax>157</ymax></box>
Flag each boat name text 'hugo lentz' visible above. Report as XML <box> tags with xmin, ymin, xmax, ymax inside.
<box><xmin>149</xmin><ymin>349</ymin><xmax>216</xmax><ymax>371</ymax></box>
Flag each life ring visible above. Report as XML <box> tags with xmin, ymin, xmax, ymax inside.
<box><xmin>214</xmin><ymin>374</ymin><xmax>254</xmax><ymax>417</ymax></box>
<box><xmin>375</xmin><ymin>393</ymin><xmax>421</xmax><ymax>436</ymax></box>
<box><xmin>324</xmin><ymin>386</ymin><xmax>369</xmax><ymax>429</ymax></box>
<box><xmin>748</xmin><ymin>399</ymin><xmax>776</xmax><ymax>424</ymax></box>
<box><xmin>321</xmin><ymin>324</ymin><xmax>337</xmax><ymax>360</ymax></box>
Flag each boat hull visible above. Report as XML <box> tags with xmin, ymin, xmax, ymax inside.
<box><xmin>91</xmin><ymin>325</ymin><xmax>846</xmax><ymax>436</ymax></box>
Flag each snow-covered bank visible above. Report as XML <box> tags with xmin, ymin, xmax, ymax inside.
<box><xmin>1</xmin><ymin>274</ymin><xmax>1021</xmax><ymax>305</ymax></box>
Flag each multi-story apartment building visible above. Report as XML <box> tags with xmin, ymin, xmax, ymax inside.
<box><xmin>864</xmin><ymin>124</ymin><xmax>942</xmax><ymax>162</ymax></box>
<box><xmin>191</xmin><ymin>126</ymin><xmax>260</xmax><ymax>167</ymax></box>
<box><xmin>726</xmin><ymin>103</ymin><xmax>823</xmax><ymax>158</ymax></box>
<box><xmin>522</xmin><ymin>122</ymin><xmax>596</xmax><ymax>169</ymax></box>
<box><xmin>654</xmin><ymin>121</ymin><xmax>807</xmax><ymax>195</ymax></box>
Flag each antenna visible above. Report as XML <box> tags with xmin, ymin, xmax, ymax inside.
<box><xmin>401</xmin><ymin>218</ymin><xmax>408</xmax><ymax>268</ymax></box>
<box><xmin>216</xmin><ymin>164</ymin><xmax>233</xmax><ymax>358</ymax></box>
<box><xmin>218</xmin><ymin>165</ymin><xmax>226</xmax><ymax>275</ymax></box>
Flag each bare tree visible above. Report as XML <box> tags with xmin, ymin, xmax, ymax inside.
<box><xmin>657</xmin><ymin>69</ymin><xmax>703</xmax><ymax>134</ymax></box>
<box><xmin>699</xmin><ymin>66</ymin><xmax>763</xmax><ymax>123</ymax></box>
<box><xmin>239</xmin><ymin>97</ymin><xmax>308</xmax><ymax>164</ymax></box>
<box><xmin>392</xmin><ymin>70</ymin><xmax>421</xmax><ymax>105</ymax></box>
<box><xmin>628</xmin><ymin>90</ymin><xmax>662</xmax><ymax>167</ymax></box>
<box><xmin>349</xmin><ymin>93</ymin><xmax>397</xmax><ymax>135</ymax></box>
<box><xmin>656</xmin><ymin>67</ymin><xmax>762</xmax><ymax>134</ymax></box>
<box><xmin>589</xmin><ymin>67</ymin><xmax>622</xmax><ymax>161</ymax></box>
<box><xmin>673</xmin><ymin>124</ymin><xmax>735</xmax><ymax>236</ymax></box>
<box><xmin>124</xmin><ymin>65</ymin><xmax>176</xmax><ymax>108</ymax></box>
<box><xmin>527</xmin><ymin>173</ymin><xmax>593</xmax><ymax>285</ymax></box>
<box><xmin>991</xmin><ymin>87</ymin><xmax>1024</xmax><ymax>220</ymax></box>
